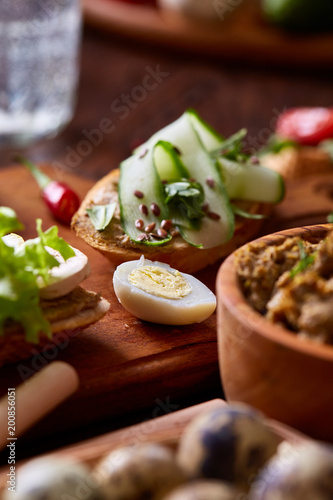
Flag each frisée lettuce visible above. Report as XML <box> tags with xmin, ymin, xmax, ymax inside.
<box><xmin>0</xmin><ymin>207</ymin><xmax>75</xmax><ymax>343</ymax></box>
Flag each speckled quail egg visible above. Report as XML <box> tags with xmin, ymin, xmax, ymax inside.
<box><xmin>113</xmin><ymin>257</ymin><xmax>216</xmax><ymax>325</ymax></box>
<box><xmin>3</xmin><ymin>456</ymin><xmax>104</xmax><ymax>500</ymax></box>
<box><xmin>162</xmin><ymin>479</ymin><xmax>241</xmax><ymax>500</ymax></box>
<box><xmin>249</xmin><ymin>440</ymin><xmax>333</xmax><ymax>500</ymax></box>
<box><xmin>176</xmin><ymin>404</ymin><xmax>279</xmax><ymax>492</ymax></box>
<box><xmin>94</xmin><ymin>442</ymin><xmax>186</xmax><ymax>500</ymax></box>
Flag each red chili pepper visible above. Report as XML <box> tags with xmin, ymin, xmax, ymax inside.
<box><xmin>276</xmin><ymin>107</ymin><xmax>333</xmax><ymax>146</ymax></box>
<box><xmin>17</xmin><ymin>157</ymin><xmax>80</xmax><ymax>225</ymax></box>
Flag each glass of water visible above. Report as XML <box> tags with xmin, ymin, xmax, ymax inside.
<box><xmin>0</xmin><ymin>0</ymin><xmax>82</xmax><ymax>149</ymax></box>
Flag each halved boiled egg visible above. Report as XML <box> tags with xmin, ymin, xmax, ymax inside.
<box><xmin>2</xmin><ymin>233</ymin><xmax>90</xmax><ymax>299</ymax></box>
<box><xmin>113</xmin><ymin>257</ymin><xmax>216</xmax><ymax>325</ymax></box>
<box><xmin>37</xmin><ymin>246</ymin><xmax>90</xmax><ymax>300</ymax></box>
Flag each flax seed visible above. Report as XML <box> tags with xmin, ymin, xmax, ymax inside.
<box><xmin>139</xmin><ymin>204</ymin><xmax>148</xmax><ymax>216</ymax></box>
<box><xmin>206</xmin><ymin>177</ymin><xmax>215</xmax><ymax>188</ymax></box>
<box><xmin>134</xmin><ymin>190</ymin><xmax>144</xmax><ymax>199</ymax></box>
<box><xmin>145</xmin><ymin>222</ymin><xmax>156</xmax><ymax>232</ymax></box>
<box><xmin>157</xmin><ymin>228</ymin><xmax>168</xmax><ymax>239</ymax></box>
<box><xmin>137</xmin><ymin>233</ymin><xmax>149</xmax><ymax>242</ymax></box>
<box><xmin>151</xmin><ymin>202</ymin><xmax>161</xmax><ymax>216</ymax></box>
<box><xmin>161</xmin><ymin>219</ymin><xmax>172</xmax><ymax>231</ymax></box>
<box><xmin>207</xmin><ymin>211</ymin><xmax>221</xmax><ymax>220</ymax></box>
<box><xmin>135</xmin><ymin>219</ymin><xmax>144</xmax><ymax>230</ymax></box>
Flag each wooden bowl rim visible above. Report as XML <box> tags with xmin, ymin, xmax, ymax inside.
<box><xmin>216</xmin><ymin>224</ymin><xmax>333</xmax><ymax>362</ymax></box>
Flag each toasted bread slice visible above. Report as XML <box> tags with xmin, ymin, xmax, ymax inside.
<box><xmin>0</xmin><ymin>287</ymin><xmax>110</xmax><ymax>367</ymax></box>
<box><xmin>261</xmin><ymin>146</ymin><xmax>332</xmax><ymax>180</ymax></box>
<box><xmin>72</xmin><ymin>168</ymin><xmax>273</xmax><ymax>274</ymax></box>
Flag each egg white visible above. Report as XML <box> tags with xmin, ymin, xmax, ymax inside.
<box><xmin>3</xmin><ymin>233</ymin><xmax>90</xmax><ymax>299</ymax></box>
<box><xmin>113</xmin><ymin>257</ymin><xmax>216</xmax><ymax>325</ymax></box>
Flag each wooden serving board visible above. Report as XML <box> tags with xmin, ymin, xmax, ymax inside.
<box><xmin>81</xmin><ymin>0</ymin><xmax>333</xmax><ymax>68</ymax></box>
<box><xmin>0</xmin><ymin>398</ymin><xmax>308</xmax><ymax>490</ymax></box>
<box><xmin>0</xmin><ymin>165</ymin><xmax>332</xmax><ymax>447</ymax></box>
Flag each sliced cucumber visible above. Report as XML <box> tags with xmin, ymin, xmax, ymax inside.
<box><xmin>135</xmin><ymin>109</ymin><xmax>223</xmax><ymax>156</ymax></box>
<box><xmin>153</xmin><ymin>140</ymin><xmax>189</xmax><ymax>182</ymax></box>
<box><xmin>187</xmin><ymin>109</ymin><xmax>223</xmax><ymax>151</ymax></box>
<box><xmin>217</xmin><ymin>157</ymin><xmax>285</xmax><ymax>203</ymax></box>
<box><xmin>119</xmin><ymin>149</ymin><xmax>171</xmax><ymax>246</ymax></box>
<box><xmin>142</xmin><ymin>111</ymin><xmax>234</xmax><ymax>248</ymax></box>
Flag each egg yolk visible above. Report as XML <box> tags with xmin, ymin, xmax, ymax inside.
<box><xmin>128</xmin><ymin>265</ymin><xmax>192</xmax><ymax>299</ymax></box>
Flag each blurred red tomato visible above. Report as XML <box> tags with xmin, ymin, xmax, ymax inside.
<box><xmin>276</xmin><ymin>107</ymin><xmax>333</xmax><ymax>146</ymax></box>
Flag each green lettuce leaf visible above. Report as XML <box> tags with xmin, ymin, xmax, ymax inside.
<box><xmin>0</xmin><ymin>209</ymin><xmax>76</xmax><ymax>343</ymax></box>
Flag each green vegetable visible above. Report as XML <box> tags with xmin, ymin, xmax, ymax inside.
<box><xmin>119</xmin><ymin>148</ymin><xmax>172</xmax><ymax>246</ymax></box>
<box><xmin>218</xmin><ymin>157</ymin><xmax>285</xmax><ymax>203</ymax></box>
<box><xmin>319</xmin><ymin>139</ymin><xmax>333</xmax><ymax>163</ymax></box>
<box><xmin>86</xmin><ymin>203</ymin><xmax>116</xmax><ymax>231</ymax></box>
<box><xmin>119</xmin><ymin>110</ymin><xmax>284</xmax><ymax>250</ymax></box>
<box><xmin>290</xmin><ymin>241</ymin><xmax>315</xmax><ymax>278</ymax></box>
<box><xmin>230</xmin><ymin>204</ymin><xmax>267</xmax><ymax>220</ymax></box>
<box><xmin>262</xmin><ymin>0</ymin><xmax>333</xmax><ymax>32</ymax></box>
<box><xmin>165</xmin><ymin>180</ymin><xmax>205</xmax><ymax>225</ymax></box>
<box><xmin>211</xmin><ymin>128</ymin><xmax>248</xmax><ymax>162</ymax></box>
<box><xmin>0</xmin><ymin>208</ymin><xmax>75</xmax><ymax>343</ymax></box>
<box><xmin>258</xmin><ymin>134</ymin><xmax>298</xmax><ymax>156</ymax></box>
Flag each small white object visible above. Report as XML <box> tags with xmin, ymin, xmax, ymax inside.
<box><xmin>3</xmin><ymin>233</ymin><xmax>90</xmax><ymax>299</ymax></box>
<box><xmin>113</xmin><ymin>256</ymin><xmax>216</xmax><ymax>325</ymax></box>
<box><xmin>37</xmin><ymin>246</ymin><xmax>90</xmax><ymax>299</ymax></box>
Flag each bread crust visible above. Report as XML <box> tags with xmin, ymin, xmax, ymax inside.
<box><xmin>0</xmin><ymin>288</ymin><xmax>110</xmax><ymax>367</ymax></box>
<box><xmin>72</xmin><ymin>168</ymin><xmax>273</xmax><ymax>273</ymax></box>
<box><xmin>261</xmin><ymin>146</ymin><xmax>332</xmax><ymax>181</ymax></box>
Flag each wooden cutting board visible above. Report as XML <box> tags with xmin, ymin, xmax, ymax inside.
<box><xmin>0</xmin><ymin>165</ymin><xmax>332</xmax><ymax>445</ymax></box>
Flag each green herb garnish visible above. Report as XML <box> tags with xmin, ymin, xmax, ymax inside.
<box><xmin>259</xmin><ymin>135</ymin><xmax>298</xmax><ymax>156</ymax></box>
<box><xmin>290</xmin><ymin>241</ymin><xmax>315</xmax><ymax>278</ymax></box>
<box><xmin>86</xmin><ymin>203</ymin><xmax>116</xmax><ymax>231</ymax></box>
<box><xmin>164</xmin><ymin>180</ymin><xmax>205</xmax><ymax>221</ymax></box>
<box><xmin>231</xmin><ymin>204</ymin><xmax>268</xmax><ymax>220</ymax></box>
<box><xmin>211</xmin><ymin>128</ymin><xmax>249</xmax><ymax>162</ymax></box>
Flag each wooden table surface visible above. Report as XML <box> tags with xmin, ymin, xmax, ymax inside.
<box><xmin>1</xmin><ymin>10</ymin><xmax>333</xmax><ymax>462</ymax></box>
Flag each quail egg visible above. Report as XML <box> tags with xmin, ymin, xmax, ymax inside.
<box><xmin>113</xmin><ymin>257</ymin><xmax>216</xmax><ymax>324</ymax></box>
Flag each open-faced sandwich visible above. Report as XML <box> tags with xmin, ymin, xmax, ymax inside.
<box><xmin>0</xmin><ymin>207</ymin><xmax>110</xmax><ymax>367</ymax></box>
<box><xmin>72</xmin><ymin>110</ymin><xmax>285</xmax><ymax>273</ymax></box>
<box><xmin>260</xmin><ymin>107</ymin><xmax>333</xmax><ymax>180</ymax></box>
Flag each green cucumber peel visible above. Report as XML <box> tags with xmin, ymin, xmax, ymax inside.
<box><xmin>153</xmin><ymin>140</ymin><xmax>189</xmax><ymax>181</ymax></box>
<box><xmin>217</xmin><ymin>157</ymin><xmax>285</xmax><ymax>203</ymax></box>
<box><xmin>119</xmin><ymin>148</ymin><xmax>172</xmax><ymax>247</ymax></box>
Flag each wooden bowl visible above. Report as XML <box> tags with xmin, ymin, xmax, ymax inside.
<box><xmin>216</xmin><ymin>224</ymin><xmax>333</xmax><ymax>443</ymax></box>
